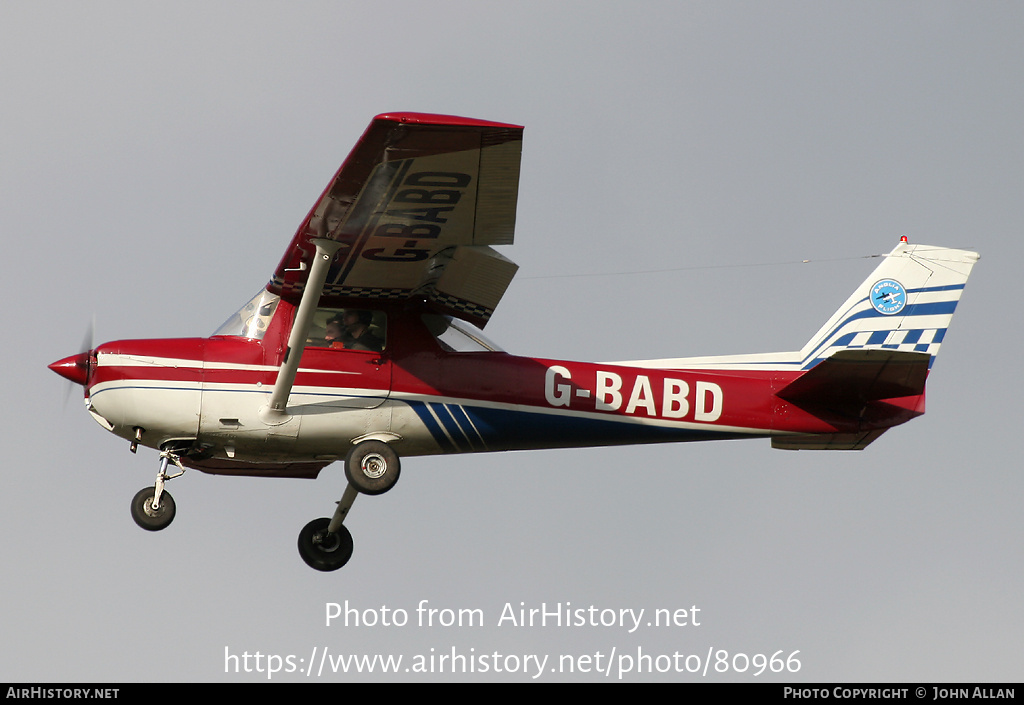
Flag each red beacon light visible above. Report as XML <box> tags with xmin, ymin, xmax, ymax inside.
<box><xmin>900</xmin><ymin>235</ymin><xmax>909</xmax><ymax>243</ymax></box>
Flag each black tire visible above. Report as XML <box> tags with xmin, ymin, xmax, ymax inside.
<box><xmin>131</xmin><ymin>487</ymin><xmax>176</xmax><ymax>531</ymax></box>
<box><xmin>344</xmin><ymin>440</ymin><xmax>400</xmax><ymax>495</ymax></box>
<box><xmin>297</xmin><ymin>518</ymin><xmax>353</xmax><ymax>571</ymax></box>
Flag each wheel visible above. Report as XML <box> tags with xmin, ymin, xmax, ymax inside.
<box><xmin>344</xmin><ymin>440</ymin><xmax>400</xmax><ymax>495</ymax></box>
<box><xmin>130</xmin><ymin>486</ymin><xmax>176</xmax><ymax>531</ymax></box>
<box><xmin>297</xmin><ymin>518</ymin><xmax>353</xmax><ymax>571</ymax></box>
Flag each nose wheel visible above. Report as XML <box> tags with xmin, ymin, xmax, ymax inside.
<box><xmin>130</xmin><ymin>449</ymin><xmax>186</xmax><ymax>531</ymax></box>
<box><xmin>131</xmin><ymin>486</ymin><xmax>176</xmax><ymax>530</ymax></box>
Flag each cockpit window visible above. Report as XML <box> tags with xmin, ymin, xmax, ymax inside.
<box><xmin>213</xmin><ymin>290</ymin><xmax>280</xmax><ymax>339</ymax></box>
<box><xmin>422</xmin><ymin>314</ymin><xmax>504</xmax><ymax>353</ymax></box>
<box><xmin>308</xmin><ymin>307</ymin><xmax>386</xmax><ymax>353</ymax></box>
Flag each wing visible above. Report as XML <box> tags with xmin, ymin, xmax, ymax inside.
<box><xmin>267</xmin><ymin>113</ymin><xmax>523</xmax><ymax>327</ymax></box>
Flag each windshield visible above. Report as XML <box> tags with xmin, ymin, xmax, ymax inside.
<box><xmin>422</xmin><ymin>314</ymin><xmax>504</xmax><ymax>353</ymax></box>
<box><xmin>213</xmin><ymin>290</ymin><xmax>280</xmax><ymax>339</ymax></box>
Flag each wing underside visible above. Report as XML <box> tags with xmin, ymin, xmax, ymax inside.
<box><xmin>267</xmin><ymin>113</ymin><xmax>523</xmax><ymax>327</ymax></box>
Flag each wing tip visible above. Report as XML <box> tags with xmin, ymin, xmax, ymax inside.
<box><xmin>373</xmin><ymin>112</ymin><xmax>523</xmax><ymax>130</ymax></box>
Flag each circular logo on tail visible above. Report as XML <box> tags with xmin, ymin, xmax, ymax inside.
<box><xmin>870</xmin><ymin>279</ymin><xmax>907</xmax><ymax>315</ymax></box>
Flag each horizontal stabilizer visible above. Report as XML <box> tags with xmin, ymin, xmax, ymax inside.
<box><xmin>773</xmin><ymin>350</ymin><xmax>929</xmax><ymax>448</ymax></box>
<box><xmin>777</xmin><ymin>349</ymin><xmax>930</xmax><ymax>409</ymax></box>
<box><xmin>772</xmin><ymin>429</ymin><xmax>888</xmax><ymax>450</ymax></box>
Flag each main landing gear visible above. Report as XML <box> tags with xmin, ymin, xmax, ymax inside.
<box><xmin>127</xmin><ymin>440</ymin><xmax>398</xmax><ymax>571</ymax></box>
<box><xmin>296</xmin><ymin>440</ymin><xmax>401</xmax><ymax>572</ymax></box>
<box><xmin>130</xmin><ymin>449</ymin><xmax>186</xmax><ymax>531</ymax></box>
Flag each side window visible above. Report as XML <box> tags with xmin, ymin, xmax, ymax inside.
<box><xmin>421</xmin><ymin>314</ymin><xmax>503</xmax><ymax>353</ymax></box>
<box><xmin>308</xmin><ymin>308</ymin><xmax>386</xmax><ymax>352</ymax></box>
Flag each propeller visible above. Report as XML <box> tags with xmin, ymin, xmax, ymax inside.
<box><xmin>50</xmin><ymin>315</ymin><xmax>95</xmax><ymax>409</ymax></box>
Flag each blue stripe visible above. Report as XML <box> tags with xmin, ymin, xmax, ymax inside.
<box><xmin>405</xmin><ymin>401</ymin><xmax>458</xmax><ymax>453</ymax></box>
<box><xmin>403</xmin><ymin>401</ymin><xmax>759</xmax><ymax>453</ymax></box>
<box><xmin>447</xmin><ymin>404</ymin><xmax>487</xmax><ymax>451</ymax></box>
<box><xmin>801</xmin><ymin>299</ymin><xmax>959</xmax><ymax>367</ymax></box>
<box><xmin>902</xmin><ymin>329</ymin><xmax>923</xmax><ymax>344</ymax></box>
<box><xmin>409</xmin><ymin>401</ymin><xmax>490</xmax><ymax>453</ymax></box>
<box><xmin>902</xmin><ymin>300</ymin><xmax>959</xmax><ymax>317</ymax></box>
<box><xmin>435</xmin><ymin>403</ymin><xmax>475</xmax><ymax>451</ymax></box>
<box><xmin>90</xmin><ymin>384</ymin><xmax>201</xmax><ymax>398</ymax></box>
<box><xmin>459</xmin><ymin>405</ymin><xmax>756</xmax><ymax>450</ymax></box>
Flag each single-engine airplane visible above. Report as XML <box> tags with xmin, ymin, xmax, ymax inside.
<box><xmin>50</xmin><ymin>113</ymin><xmax>979</xmax><ymax>571</ymax></box>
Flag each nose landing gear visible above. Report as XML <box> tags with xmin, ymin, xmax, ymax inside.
<box><xmin>130</xmin><ymin>449</ymin><xmax>187</xmax><ymax>531</ymax></box>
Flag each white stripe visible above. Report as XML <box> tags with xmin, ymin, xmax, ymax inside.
<box><xmin>98</xmin><ymin>353</ymin><xmax>357</xmax><ymax>375</ymax></box>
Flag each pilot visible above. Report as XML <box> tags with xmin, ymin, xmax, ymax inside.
<box><xmin>324</xmin><ymin>318</ymin><xmax>349</xmax><ymax>349</ymax></box>
<box><xmin>326</xmin><ymin>310</ymin><xmax>383</xmax><ymax>352</ymax></box>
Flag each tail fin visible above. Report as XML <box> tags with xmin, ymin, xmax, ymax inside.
<box><xmin>773</xmin><ymin>239</ymin><xmax>978</xmax><ymax>450</ymax></box>
<box><xmin>797</xmin><ymin>240</ymin><xmax>980</xmax><ymax>371</ymax></box>
<box><xmin>622</xmin><ymin>239</ymin><xmax>980</xmax><ymax>373</ymax></box>
<box><xmin>616</xmin><ymin>239</ymin><xmax>979</xmax><ymax>449</ymax></box>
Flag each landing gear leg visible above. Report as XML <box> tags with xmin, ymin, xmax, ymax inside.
<box><xmin>298</xmin><ymin>442</ymin><xmax>403</xmax><ymax>571</ymax></box>
<box><xmin>130</xmin><ymin>449</ymin><xmax>186</xmax><ymax>531</ymax></box>
<box><xmin>297</xmin><ymin>485</ymin><xmax>357</xmax><ymax>571</ymax></box>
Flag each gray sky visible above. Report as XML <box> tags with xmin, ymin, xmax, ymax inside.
<box><xmin>3</xmin><ymin>1</ymin><xmax>1021</xmax><ymax>682</ymax></box>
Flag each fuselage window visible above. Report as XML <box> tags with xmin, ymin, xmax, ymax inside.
<box><xmin>421</xmin><ymin>314</ymin><xmax>503</xmax><ymax>353</ymax></box>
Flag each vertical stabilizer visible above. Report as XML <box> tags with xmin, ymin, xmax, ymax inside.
<box><xmin>797</xmin><ymin>241</ymin><xmax>979</xmax><ymax>370</ymax></box>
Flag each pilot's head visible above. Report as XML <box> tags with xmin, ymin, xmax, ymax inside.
<box><xmin>325</xmin><ymin>320</ymin><xmax>344</xmax><ymax>341</ymax></box>
<box><xmin>344</xmin><ymin>310</ymin><xmax>372</xmax><ymax>327</ymax></box>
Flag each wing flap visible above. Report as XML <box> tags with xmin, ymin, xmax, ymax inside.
<box><xmin>430</xmin><ymin>246</ymin><xmax>519</xmax><ymax>327</ymax></box>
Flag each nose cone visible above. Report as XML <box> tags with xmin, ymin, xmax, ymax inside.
<box><xmin>49</xmin><ymin>352</ymin><xmax>91</xmax><ymax>386</ymax></box>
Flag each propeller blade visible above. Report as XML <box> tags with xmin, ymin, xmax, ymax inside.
<box><xmin>57</xmin><ymin>316</ymin><xmax>95</xmax><ymax>409</ymax></box>
<box><xmin>80</xmin><ymin>314</ymin><xmax>95</xmax><ymax>355</ymax></box>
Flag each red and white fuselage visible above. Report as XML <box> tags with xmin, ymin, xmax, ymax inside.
<box><xmin>46</xmin><ymin>114</ymin><xmax>979</xmax><ymax>570</ymax></box>
<box><xmin>58</xmin><ymin>236</ymin><xmax>977</xmax><ymax>479</ymax></box>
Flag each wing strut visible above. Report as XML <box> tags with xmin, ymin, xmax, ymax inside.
<box><xmin>261</xmin><ymin>238</ymin><xmax>343</xmax><ymax>424</ymax></box>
